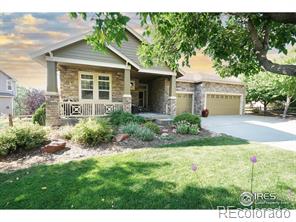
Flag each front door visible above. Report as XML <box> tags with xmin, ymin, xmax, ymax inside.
<box><xmin>139</xmin><ymin>84</ymin><xmax>148</xmax><ymax>110</ymax></box>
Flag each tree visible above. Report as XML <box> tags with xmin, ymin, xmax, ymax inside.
<box><xmin>70</xmin><ymin>13</ymin><xmax>296</xmax><ymax>77</ymax></box>
<box><xmin>13</xmin><ymin>87</ymin><xmax>45</xmax><ymax>116</ymax></box>
<box><xmin>244</xmin><ymin>72</ymin><xmax>281</xmax><ymax>114</ymax></box>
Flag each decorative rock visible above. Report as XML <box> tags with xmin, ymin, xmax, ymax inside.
<box><xmin>161</xmin><ymin>133</ymin><xmax>169</xmax><ymax>137</ymax></box>
<box><xmin>172</xmin><ymin>129</ymin><xmax>177</xmax><ymax>134</ymax></box>
<box><xmin>115</xmin><ymin>134</ymin><xmax>129</xmax><ymax>142</ymax></box>
<box><xmin>161</xmin><ymin>128</ymin><xmax>169</xmax><ymax>133</ymax></box>
<box><xmin>41</xmin><ymin>140</ymin><xmax>67</xmax><ymax>154</ymax></box>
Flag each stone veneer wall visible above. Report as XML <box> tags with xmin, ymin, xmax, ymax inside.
<box><xmin>59</xmin><ymin>65</ymin><xmax>124</xmax><ymax>102</ymax></box>
<box><xmin>176</xmin><ymin>81</ymin><xmax>195</xmax><ymax>92</ymax></box>
<box><xmin>149</xmin><ymin>77</ymin><xmax>170</xmax><ymax>114</ymax></box>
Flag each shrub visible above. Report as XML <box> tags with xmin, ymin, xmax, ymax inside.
<box><xmin>176</xmin><ymin>121</ymin><xmax>190</xmax><ymax>134</ymax></box>
<box><xmin>32</xmin><ymin>103</ymin><xmax>46</xmax><ymax>126</ymax></box>
<box><xmin>71</xmin><ymin>119</ymin><xmax>113</xmax><ymax>146</ymax></box>
<box><xmin>173</xmin><ymin>113</ymin><xmax>201</xmax><ymax>127</ymax></box>
<box><xmin>188</xmin><ymin>124</ymin><xmax>200</xmax><ymax>135</ymax></box>
<box><xmin>109</xmin><ymin>110</ymin><xmax>145</xmax><ymax>126</ymax></box>
<box><xmin>121</xmin><ymin>122</ymin><xmax>141</xmax><ymax>136</ymax></box>
<box><xmin>59</xmin><ymin>125</ymin><xmax>74</xmax><ymax>140</ymax></box>
<box><xmin>0</xmin><ymin>123</ymin><xmax>47</xmax><ymax>156</ymax></box>
<box><xmin>144</xmin><ymin>121</ymin><xmax>160</xmax><ymax>134</ymax></box>
<box><xmin>135</xmin><ymin>127</ymin><xmax>155</xmax><ymax>141</ymax></box>
<box><xmin>0</xmin><ymin>132</ymin><xmax>17</xmax><ymax>156</ymax></box>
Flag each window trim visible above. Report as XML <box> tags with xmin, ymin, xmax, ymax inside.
<box><xmin>7</xmin><ymin>80</ymin><xmax>13</xmax><ymax>91</ymax></box>
<box><xmin>79</xmin><ymin>71</ymin><xmax>112</xmax><ymax>102</ymax></box>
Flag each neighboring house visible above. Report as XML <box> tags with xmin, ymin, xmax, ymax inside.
<box><xmin>0</xmin><ymin>70</ymin><xmax>16</xmax><ymax>115</ymax></box>
<box><xmin>31</xmin><ymin>26</ymin><xmax>245</xmax><ymax>126</ymax></box>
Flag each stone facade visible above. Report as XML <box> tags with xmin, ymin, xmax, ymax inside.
<box><xmin>167</xmin><ymin>97</ymin><xmax>176</xmax><ymax>115</ymax></box>
<box><xmin>59</xmin><ymin>65</ymin><xmax>124</xmax><ymax>102</ymax></box>
<box><xmin>45</xmin><ymin>94</ymin><xmax>61</xmax><ymax>126</ymax></box>
<box><xmin>149</xmin><ymin>77</ymin><xmax>170</xmax><ymax>114</ymax></box>
<box><xmin>176</xmin><ymin>81</ymin><xmax>195</xmax><ymax>92</ymax></box>
<box><xmin>122</xmin><ymin>95</ymin><xmax>132</xmax><ymax>112</ymax></box>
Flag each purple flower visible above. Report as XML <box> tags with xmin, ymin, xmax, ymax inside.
<box><xmin>250</xmin><ymin>156</ymin><xmax>257</xmax><ymax>164</ymax></box>
<box><xmin>191</xmin><ymin>163</ymin><xmax>198</xmax><ymax>172</ymax></box>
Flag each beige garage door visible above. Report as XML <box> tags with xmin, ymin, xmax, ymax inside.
<box><xmin>176</xmin><ymin>93</ymin><xmax>193</xmax><ymax>115</ymax></box>
<box><xmin>206</xmin><ymin>94</ymin><xmax>241</xmax><ymax>115</ymax></box>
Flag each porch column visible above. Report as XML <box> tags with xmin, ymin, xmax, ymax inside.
<box><xmin>167</xmin><ymin>74</ymin><xmax>177</xmax><ymax>116</ymax></box>
<box><xmin>45</xmin><ymin>61</ymin><xmax>61</xmax><ymax>127</ymax></box>
<box><xmin>122</xmin><ymin>66</ymin><xmax>132</xmax><ymax>112</ymax></box>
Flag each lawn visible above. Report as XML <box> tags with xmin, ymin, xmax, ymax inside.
<box><xmin>0</xmin><ymin>136</ymin><xmax>295</xmax><ymax>209</ymax></box>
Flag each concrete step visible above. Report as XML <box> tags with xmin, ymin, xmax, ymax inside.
<box><xmin>155</xmin><ymin>118</ymin><xmax>173</xmax><ymax>126</ymax></box>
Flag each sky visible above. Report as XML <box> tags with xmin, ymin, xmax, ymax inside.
<box><xmin>0</xmin><ymin>13</ymin><xmax>214</xmax><ymax>89</ymax></box>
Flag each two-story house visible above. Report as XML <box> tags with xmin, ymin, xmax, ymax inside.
<box><xmin>0</xmin><ymin>70</ymin><xmax>16</xmax><ymax>115</ymax></box>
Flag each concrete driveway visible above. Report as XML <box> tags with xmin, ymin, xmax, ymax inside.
<box><xmin>201</xmin><ymin>115</ymin><xmax>296</xmax><ymax>151</ymax></box>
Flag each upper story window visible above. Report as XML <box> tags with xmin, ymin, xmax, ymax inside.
<box><xmin>7</xmin><ymin>80</ymin><xmax>12</xmax><ymax>91</ymax></box>
<box><xmin>80</xmin><ymin>74</ymin><xmax>94</xmax><ymax>99</ymax></box>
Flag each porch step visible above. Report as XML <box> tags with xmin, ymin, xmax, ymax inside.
<box><xmin>155</xmin><ymin>118</ymin><xmax>173</xmax><ymax>126</ymax></box>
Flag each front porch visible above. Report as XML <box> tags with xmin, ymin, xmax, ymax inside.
<box><xmin>45</xmin><ymin>61</ymin><xmax>177</xmax><ymax>126</ymax></box>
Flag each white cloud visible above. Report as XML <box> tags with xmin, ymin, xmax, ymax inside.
<box><xmin>14</xmin><ymin>14</ymin><xmax>46</xmax><ymax>26</ymax></box>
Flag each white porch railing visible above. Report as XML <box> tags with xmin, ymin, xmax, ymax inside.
<box><xmin>60</xmin><ymin>101</ymin><xmax>123</xmax><ymax>117</ymax></box>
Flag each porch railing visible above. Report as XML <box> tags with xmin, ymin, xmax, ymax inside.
<box><xmin>60</xmin><ymin>101</ymin><xmax>123</xmax><ymax>117</ymax></box>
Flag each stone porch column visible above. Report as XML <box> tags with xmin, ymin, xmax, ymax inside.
<box><xmin>122</xmin><ymin>66</ymin><xmax>132</xmax><ymax>112</ymax></box>
<box><xmin>167</xmin><ymin>74</ymin><xmax>177</xmax><ymax>116</ymax></box>
<box><xmin>45</xmin><ymin>61</ymin><xmax>61</xmax><ymax>127</ymax></box>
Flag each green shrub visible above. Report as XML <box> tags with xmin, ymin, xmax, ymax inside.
<box><xmin>173</xmin><ymin>113</ymin><xmax>201</xmax><ymax>127</ymax></box>
<box><xmin>71</xmin><ymin>119</ymin><xmax>113</xmax><ymax>146</ymax></box>
<box><xmin>135</xmin><ymin>127</ymin><xmax>155</xmax><ymax>141</ymax></box>
<box><xmin>0</xmin><ymin>132</ymin><xmax>17</xmax><ymax>156</ymax></box>
<box><xmin>188</xmin><ymin>124</ymin><xmax>200</xmax><ymax>135</ymax></box>
<box><xmin>121</xmin><ymin>122</ymin><xmax>141</xmax><ymax>136</ymax></box>
<box><xmin>176</xmin><ymin>121</ymin><xmax>190</xmax><ymax>134</ymax></box>
<box><xmin>0</xmin><ymin>123</ymin><xmax>47</xmax><ymax>156</ymax></box>
<box><xmin>32</xmin><ymin>103</ymin><xmax>46</xmax><ymax>126</ymax></box>
<box><xmin>109</xmin><ymin>110</ymin><xmax>145</xmax><ymax>126</ymax></box>
<box><xmin>59</xmin><ymin>125</ymin><xmax>74</xmax><ymax>140</ymax></box>
<box><xmin>144</xmin><ymin>121</ymin><xmax>160</xmax><ymax>134</ymax></box>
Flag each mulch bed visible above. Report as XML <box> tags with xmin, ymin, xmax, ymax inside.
<box><xmin>0</xmin><ymin>128</ymin><xmax>216</xmax><ymax>173</ymax></box>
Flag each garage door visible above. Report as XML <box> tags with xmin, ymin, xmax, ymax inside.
<box><xmin>206</xmin><ymin>94</ymin><xmax>241</xmax><ymax>115</ymax></box>
<box><xmin>176</xmin><ymin>93</ymin><xmax>193</xmax><ymax>115</ymax></box>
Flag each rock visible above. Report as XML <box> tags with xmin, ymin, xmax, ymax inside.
<box><xmin>172</xmin><ymin>129</ymin><xmax>177</xmax><ymax>134</ymax></box>
<box><xmin>115</xmin><ymin>134</ymin><xmax>129</xmax><ymax>142</ymax></box>
<box><xmin>161</xmin><ymin>128</ymin><xmax>169</xmax><ymax>133</ymax></box>
<box><xmin>41</xmin><ymin>140</ymin><xmax>67</xmax><ymax>154</ymax></box>
<box><xmin>161</xmin><ymin>133</ymin><xmax>169</xmax><ymax>137</ymax></box>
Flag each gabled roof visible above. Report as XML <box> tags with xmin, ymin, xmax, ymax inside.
<box><xmin>31</xmin><ymin>26</ymin><xmax>179</xmax><ymax>76</ymax></box>
<box><xmin>0</xmin><ymin>70</ymin><xmax>15</xmax><ymax>81</ymax></box>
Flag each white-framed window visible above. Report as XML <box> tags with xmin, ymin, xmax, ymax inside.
<box><xmin>98</xmin><ymin>74</ymin><xmax>111</xmax><ymax>100</ymax></box>
<box><xmin>79</xmin><ymin>72</ymin><xmax>112</xmax><ymax>101</ymax></box>
<box><xmin>7</xmin><ymin>80</ymin><xmax>12</xmax><ymax>91</ymax></box>
<box><xmin>80</xmin><ymin>74</ymin><xmax>94</xmax><ymax>100</ymax></box>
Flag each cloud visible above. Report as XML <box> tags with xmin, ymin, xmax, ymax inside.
<box><xmin>0</xmin><ymin>34</ymin><xmax>14</xmax><ymax>45</ymax></box>
<box><xmin>0</xmin><ymin>33</ymin><xmax>40</xmax><ymax>48</ymax></box>
<box><xmin>14</xmin><ymin>14</ymin><xmax>46</xmax><ymax>26</ymax></box>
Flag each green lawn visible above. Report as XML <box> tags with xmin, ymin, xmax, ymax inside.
<box><xmin>0</xmin><ymin>136</ymin><xmax>295</xmax><ymax>209</ymax></box>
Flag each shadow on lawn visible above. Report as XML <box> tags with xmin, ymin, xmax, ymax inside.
<box><xmin>158</xmin><ymin>135</ymin><xmax>249</xmax><ymax>148</ymax></box>
<box><xmin>0</xmin><ymin>158</ymin><xmax>293</xmax><ymax>209</ymax></box>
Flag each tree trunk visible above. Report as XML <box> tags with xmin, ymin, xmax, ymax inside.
<box><xmin>283</xmin><ymin>96</ymin><xmax>291</xmax><ymax>119</ymax></box>
<box><xmin>263</xmin><ymin>103</ymin><xmax>268</xmax><ymax>115</ymax></box>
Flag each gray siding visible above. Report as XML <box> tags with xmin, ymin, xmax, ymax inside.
<box><xmin>53</xmin><ymin>40</ymin><xmax>126</xmax><ymax>65</ymax></box>
<box><xmin>112</xmin><ymin>31</ymin><xmax>171</xmax><ymax>72</ymax></box>
<box><xmin>0</xmin><ymin>71</ymin><xmax>16</xmax><ymax>96</ymax></box>
<box><xmin>0</xmin><ymin>97</ymin><xmax>13</xmax><ymax>115</ymax></box>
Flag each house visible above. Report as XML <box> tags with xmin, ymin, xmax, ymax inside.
<box><xmin>0</xmin><ymin>70</ymin><xmax>16</xmax><ymax>115</ymax></box>
<box><xmin>31</xmin><ymin>26</ymin><xmax>245</xmax><ymax>126</ymax></box>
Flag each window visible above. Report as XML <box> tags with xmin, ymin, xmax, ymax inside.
<box><xmin>79</xmin><ymin>72</ymin><xmax>112</xmax><ymax>101</ymax></box>
<box><xmin>80</xmin><ymin>74</ymin><xmax>93</xmax><ymax>99</ymax></box>
<box><xmin>7</xmin><ymin>80</ymin><xmax>12</xmax><ymax>91</ymax></box>
<box><xmin>98</xmin><ymin>75</ymin><xmax>111</xmax><ymax>100</ymax></box>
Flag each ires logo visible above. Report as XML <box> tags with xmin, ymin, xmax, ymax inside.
<box><xmin>240</xmin><ymin>192</ymin><xmax>277</xmax><ymax>206</ymax></box>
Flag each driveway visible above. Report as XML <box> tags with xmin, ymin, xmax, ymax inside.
<box><xmin>201</xmin><ymin>115</ymin><xmax>296</xmax><ymax>151</ymax></box>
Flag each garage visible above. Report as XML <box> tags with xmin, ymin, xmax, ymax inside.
<box><xmin>176</xmin><ymin>93</ymin><xmax>193</xmax><ymax>115</ymax></box>
<box><xmin>205</xmin><ymin>93</ymin><xmax>241</xmax><ymax>115</ymax></box>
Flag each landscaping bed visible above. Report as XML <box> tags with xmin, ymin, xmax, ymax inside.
<box><xmin>0</xmin><ymin>128</ymin><xmax>214</xmax><ymax>173</ymax></box>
